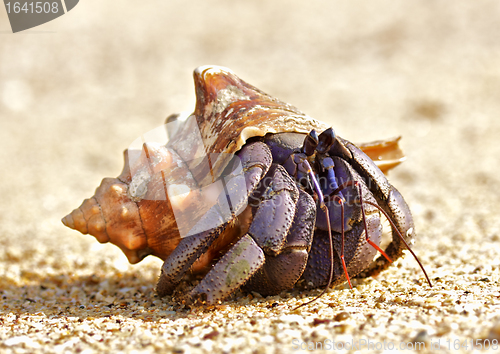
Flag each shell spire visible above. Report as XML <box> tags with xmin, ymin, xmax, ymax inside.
<box><xmin>62</xmin><ymin>145</ymin><xmax>190</xmax><ymax>264</ymax></box>
<box><xmin>167</xmin><ymin>65</ymin><xmax>329</xmax><ymax>187</ymax></box>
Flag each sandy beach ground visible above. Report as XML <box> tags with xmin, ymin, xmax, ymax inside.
<box><xmin>1</xmin><ymin>1</ymin><xmax>500</xmax><ymax>353</ymax></box>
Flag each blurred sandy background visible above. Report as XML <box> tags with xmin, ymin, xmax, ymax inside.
<box><xmin>1</xmin><ymin>1</ymin><xmax>500</xmax><ymax>353</ymax></box>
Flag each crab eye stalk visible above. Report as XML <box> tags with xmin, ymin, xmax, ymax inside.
<box><xmin>302</xmin><ymin>129</ymin><xmax>319</xmax><ymax>156</ymax></box>
<box><xmin>316</xmin><ymin>128</ymin><xmax>336</xmax><ymax>154</ymax></box>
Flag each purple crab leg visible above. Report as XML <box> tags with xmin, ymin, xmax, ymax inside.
<box><xmin>156</xmin><ymin>142</ymin><xmax>272</xmax><ymax>297</ymax></box>
<box><xmin>188</xmin><ymin>234</ymin><xmax>265</xmax><ymax>305</ymax></box>
<box><xmin>243</xmin><ymin>189</ymin><xmax>316</xmax><ymax>295</ymax></box>
<box><xmin>156</xmin><ymin>219</ymin><xmax>225</xmax><ymax>297</ymax></box>
<box><xmin>189</xmin><ymin>164</ymin><xmax>300</xmax><ymax>304</ymax></box>
<box><xmin>248</xmin><ymin>165</ymin><xmax>299</xmax><ymax>255</ymax></box>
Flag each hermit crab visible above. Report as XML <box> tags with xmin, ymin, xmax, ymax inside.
<box><xmin>62</xmin><ymin>66</ymin><xmax>431</xmax><ymax>305</ymax></box>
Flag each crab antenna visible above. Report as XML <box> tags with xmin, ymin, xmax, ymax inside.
<box><xmin>293</xmin><ymin>160</ymin><xmax>335</xmax><ymax>310</ymax></box>
<box><xmin>329</xmin><ymin>180</ymin><xmax>431</xmax><ymax>287</ymax></box>
<box><xmin>335</xmin><ymin>196</ymin><xmax>352</xmax><ymax>289</ymax></box>
<box><xmin>330</xmin><ymin>181</ymin><xmax>392</xmax><ymax>262</ymax></box>
<box><xmin>363</xmin><ymin>200</ymin><xmax>433</xmax><ymax>288</ymax></box>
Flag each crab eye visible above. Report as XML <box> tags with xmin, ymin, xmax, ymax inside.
<box><xmin>302</xmin><ymin>129</ymin><xmax>319</xmax><ymax>156</ymax></box>
<box><xmin>316</xmin><ymin>128</ymin><xmax>336</xmax><ymax>154</ymax></box>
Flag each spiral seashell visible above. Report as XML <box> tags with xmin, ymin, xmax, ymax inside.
<box><xmin>63</xmin><ymin>65</ymin><xmax>405</xmax><ymax>266</ymax></box>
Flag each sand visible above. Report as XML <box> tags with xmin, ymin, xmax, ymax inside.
<box><xmin>1</xmin><ymin>1</ymin><xmax>500</xmax><ymax>353</ymax></box>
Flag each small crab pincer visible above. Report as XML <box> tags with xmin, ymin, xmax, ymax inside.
<box><xmin>63</xmin><ymin>66</ymin><xmax>431</xmax><ymax>306</ymax></box>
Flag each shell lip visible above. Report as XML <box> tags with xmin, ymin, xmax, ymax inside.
<box><xmin>194</xmin><ymin>65</ymin><xmax>234</xmax><ymax>77</ymax></box>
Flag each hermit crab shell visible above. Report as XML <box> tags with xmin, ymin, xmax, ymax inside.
<box><xmin>62</xmin><ymin>65</ymin><xmax>404</xmax><ymax>265</ymax></box>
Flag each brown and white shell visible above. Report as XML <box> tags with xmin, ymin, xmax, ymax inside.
<box><xmin>62</xmin><ymin>65</ymin><xmax>404</xmax><ymax>266</ymax></box>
